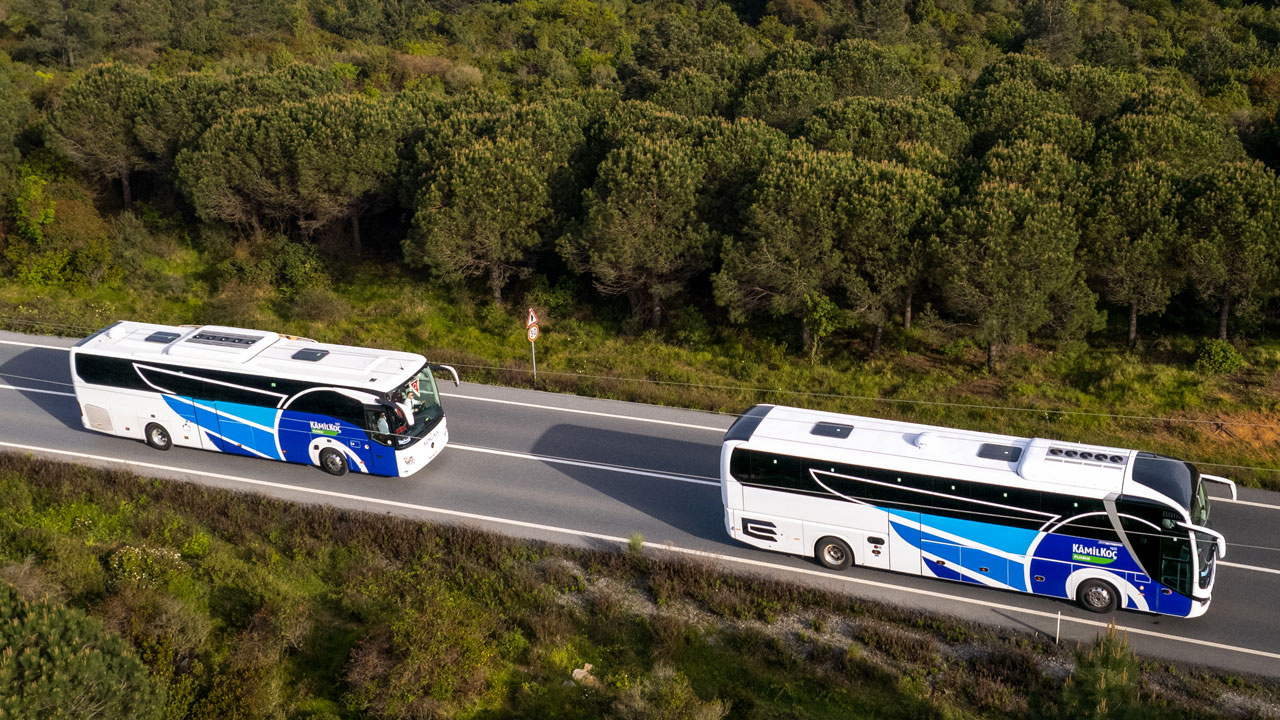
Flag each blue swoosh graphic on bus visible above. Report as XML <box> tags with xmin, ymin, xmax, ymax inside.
<box><xmin>214</xmin><ymin>401</ymin><xmax>280</xmax><ymax>432</ymax></box>
<box><xmin>884</xmin><ymin>507</ymin><xmax>1038</xmax><ymax>557</ymax></box>
<box><xmin>162</xmin><ymin>395</ymin><xmax>282</xmax><ymax>460</ymax></box>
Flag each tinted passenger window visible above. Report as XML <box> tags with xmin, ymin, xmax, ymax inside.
<box><xmin>75</xmin><ymin>354</ymin><xmax>148</xmax><ymax>391</ymax></box>
<box><xmin>287</xmin><ymin>391</ymin><xmax>364</xmax><ymax>425</ymax></box>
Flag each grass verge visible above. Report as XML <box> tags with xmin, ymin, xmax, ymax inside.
<box><xmin>0</xmin><ymin>452</ymin><xmax>1276</xmax><ymax>719</ymax></box>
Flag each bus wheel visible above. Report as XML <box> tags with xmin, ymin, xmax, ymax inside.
<box><xmin>319</xmin><ymin>448</ymin><xmax>348</xmax><ymax>477</ymax></box>
<box><xmin>815</xmin><ymin>537</ymin><xmax>853</xmax><ymax>571</ymax></box>
<box><xmin>144</xmin><ymin>423</ymin><xmax>172</xmax><ymax>451</ymax></box>
<box><xmin>1077</xmin><ymin>579</ymin><xmax>1119</xmax><ymax>613</ymax></box>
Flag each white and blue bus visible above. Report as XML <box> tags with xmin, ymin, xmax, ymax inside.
<box><xmin>70</xmin><ymin>321</ymin><xmax>459</xmax><ymax>477</ymax></box>
<box><xmin>721</xmin><ymin>404</ymin><xmax>1236</xmax><ymax>617</ymax></box>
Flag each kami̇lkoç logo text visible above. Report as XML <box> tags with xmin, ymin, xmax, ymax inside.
<box><xmin>309</xmin><ymin>421</ymin><xmax>341</xmax><ymax>436</ymax></box>
<box><xmin>1071</xmin><ymin>543</ymin><xmax>1118</xmax><ymax>565</ymax></box>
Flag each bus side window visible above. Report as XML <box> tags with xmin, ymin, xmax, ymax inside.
<box><xmin>729</xmin><ymin>448</ymin><xmax>752</xmax><ymax>482</ymax></box>
<box><xmin>288</xmin><ymin>391</ymin><xmax>365</xmax><ymax>426</ymax></box>
<box><xmin>928</xmin><ymin>477</ymin><xmax>971</xmax><ymax>514</ymax></box>
<box><xmin>746</xmin><ymin>451</ymin><xmax>806</xmax><ymax>491</ymax></box>
<box><xmin>1059</xmin><ymin>514</ymin><xmax>1121</xmax><ymax>542</ymax></box>
<box><xmin>1120</xmin><ymin>516</ymin><xmax>1161</xmax><ymax>578</ymax></box>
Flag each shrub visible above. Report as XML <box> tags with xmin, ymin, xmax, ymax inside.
<box><xmin>344</xmin><ymin>578</ymin><xmax>506</xmax><ymax>718</ymax></box>
<box><xmin>612</xmin><ymin>664</ymin><xmax>729</xmax><ymax>720</ymax></box>
<box><xmin>0</xmin><ymin>583</ymin><xmax>162</xmax><ymax>719</ymax></box>
<box><xmin>1194</xmin><ymin>339</ymin><xmax>1245</xmax><ymax>375</ymax></box>
<box><xmin>1058</xmin><ymin>623</ymin><xmax>1144</xmax><ymax>720</ymax></box>
<box><xmin>107</xmin><ymin>544</ymin><xmax>187</xmax><ymax>589</ymax></box>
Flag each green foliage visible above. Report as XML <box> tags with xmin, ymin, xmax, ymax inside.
<box><xmin>649</xmin><ymin>68</ymin><xmax>732</xmax><ymax>117</ymax></box>
<box><xmin>178</xmin><ymin>93</ymin><xmax>403</xmax><ymax>246</ymax></box>
<box><xmin>214</xmin><ymin>234</ymin><xmax>330</xmax><ymax>298</ymax></box>
<box><xmin>1182</xmin><ymin>160</ymin><xmax>1280</xmax><ymax>340</ymax></box>
<box><xmin>737</xmin><ymin>68</ymin><xmax>835</xmax><ymax>133</ymax></box>
<box><xmin>11</xmin><ymin>168</ymin><xmax>55</xmax><ymax>243</ymax></box>
<box><xmin>802</xmin><ymin>95</ymin><xmax>968</xmax><ymax>159</ymax></box>
<box><xmin>408</xmin><ymin>135</ymin><xmax>556</xmax><ymax>304</ymax></box>
<box><xmin>817</xmin><ymin>39</ymin><xmax>919</xmax><ymax>99</ymax></box>
<box><xmin>1082</xmin><ymin>160</ymin><xmax>1182</xmax><ymax>344</ymax></box>
<box><xmin>49</xmin><ymin>62</ymin><xmax>155</xmax><ymax>206</ymax></box>
<box><xmin>0</xmin><ymin>58</ymin><xmax>31</xmax><ymax>182</ymax></box>
<box><xmin>1058</xmin><ymin>624</ymin><xmax>1144</xmax><ymax>720</ymax></box>
<box><xmin>564</xmin><ymin>132</ymin><xmax>713</xmax><ymax>327</ymax></box>
<box><xmin>940</xmin><ymin>179</ymin><xmax>1097</xmax><ymax>364</ymax></box>
<box><xmin>612</xmin><ymin>665</ymin><xmax>729</xmax><ymax>720</ymax></box>
<box><xmin>107</xmin><ymin>545</ymin><xmax>187</xmax><ymax>589</ymax></box>
<box><xmin>1194</xmin><ymin>339</ymin><xmax>1245</xmax><ymax>375</ymax></box>
<box><xmin>717</xmin><ymin>147</ymin><xmax>943</xmax><ymax>353</ymax></box>
<box><xmin>343</xmin><ymin>571</ymin><xmax>506</xmax><ymax>718</ymax></box>
<box><xmin>0</xmin><ymin>583</ymin><xmax>162</xmax><ymax>719</ymax></box>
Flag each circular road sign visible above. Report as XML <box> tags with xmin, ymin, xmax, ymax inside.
<box><xmin>527</xmin><ymin>325</ymin><xmax>539</xmax><ymax>342</ymax></box>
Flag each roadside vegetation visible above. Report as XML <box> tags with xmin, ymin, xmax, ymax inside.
<box><xmin>1</xmin><ymin>452</ymin><xmax>1276</xmax><ymax>719</ymax></box>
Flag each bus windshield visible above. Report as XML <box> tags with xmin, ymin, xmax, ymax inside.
<box><xmin>377</xmin><ymin>365</ymin><xmax>443</xmax><ymax>446</ymax></box>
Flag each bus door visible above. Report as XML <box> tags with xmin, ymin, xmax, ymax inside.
<box><xmin>1155</xmin><ymin>535</ymin><xmax>1194</xmax><ymax>615</ymax></box>
<box><xmin>1119</xmin><ymin>517</ymin><xmax>1184</xmax><ymax>614</ymax></box>
<box><xmin>363</xmin><ymin>406</ymin><xmax>398</xmax><ymax>476</ymax></box>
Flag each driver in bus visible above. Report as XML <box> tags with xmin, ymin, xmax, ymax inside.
<box><xmin>392</xmin><ymin>388</ymin><xmax>415</xmax><ymax>426</ymax></box>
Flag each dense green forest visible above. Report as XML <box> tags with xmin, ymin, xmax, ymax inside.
<box><xmin>2</xmin><ymin>0</ymin><xmax>1280</xmax><ymax>357</ymax></box>
<box><xmin>3</xmin><ymin>453</ymin><xmax>1275</xmax><ymax>719</ymax></box>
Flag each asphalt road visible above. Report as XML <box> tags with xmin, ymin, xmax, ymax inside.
<box><xmin>2</xmin><ymin>329</ymin><xmax>1279</xmax><ymax>679</ymax></box>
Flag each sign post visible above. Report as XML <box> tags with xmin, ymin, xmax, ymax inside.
<box><xmin>526</xmin><ymin>309</ymin><xmax>539</xmax><ymax>381</ymax></box>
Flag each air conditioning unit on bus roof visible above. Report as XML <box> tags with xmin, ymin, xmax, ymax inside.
<box><xmin>1017</xmin><ymin>438</ymin><xmax>1130</xmax><ymax>488</ymax></box>
<box><xmin>163</xmin><ymin>325</ymin><xmax>279</xmax><ymax>362</ymax></box>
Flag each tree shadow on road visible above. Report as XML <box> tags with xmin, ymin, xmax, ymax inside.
<box><xmin>0</xmin><ymin>347</ymin><xmax>84</xmax><ymax>432</ymax></box>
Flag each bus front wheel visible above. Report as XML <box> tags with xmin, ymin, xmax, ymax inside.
<box><xmin>815</xmin><ymin>536</ymin><xmax>853</xmax><ymax>571</ymax></box>
<box><xmin>144</xmin><ymin>423</ymin><xmax>172</xmax><ymax>451</ymax></box>
<box><xmin>319</xmin><ymin>448</ymin><xmax>348</xmax><ymax>477</ymax></box>
<box><xmin>1077</xmin><ymin>578</ymin><xmax>1119</xmax><ymax>613</ymax></box>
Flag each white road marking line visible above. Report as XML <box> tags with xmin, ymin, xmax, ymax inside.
<box><xmin>2</xmin><ymin>337</ymin><xmax>1279</xmax><ymax>509</ymax></box>
<box><xmin>1219</xmin><ymin>561</ymin><xmax>1280</xmax><ymax>576</ymax></box>
<box><xmin>1</xmin><ymin>440</ymin><xmax>1279</xmax><ymax>665</ymax></box>
<box><xmin>0</xmin><ymin>383</ymin><xmax>76</xmax><ymax>398</ymax></box>
<box><xmin>0</xmin><ymin>338</ymin><xmax>70</xmax><ymax>350</ymax></box>
<box><xmin>1220</xmin><ymin>498</ymin><xmax>1280</xmax><ymax>510</ymax></box>
<box><xmin>441</xmin><ymin>392</ymin><xmax>726</xmax><ymax>432</ymax></box>
<box><xmin>450</xmin><ymin>443</ymin><xmax>719</xmax><ymax>486</ymax></box>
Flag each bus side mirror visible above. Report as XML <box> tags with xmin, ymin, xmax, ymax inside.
<box><xmin>1200</xmin><ymin>474</ymin><xmax>1237</xmax><ymax>502</ymax></box>
<box><xmin>430</xmin><ymin>364</ymin><xmax>460</xmax><ymax>387</ymax></box>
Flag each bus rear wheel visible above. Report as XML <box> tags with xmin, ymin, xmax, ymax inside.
<box><xmin>319</xmin><ymin>448</ymin><xmax>348</xmax><ymax>477</ymax></box>
<box><xmin>815</xmin><ymin>536</ymin><xmax>853</xmax><ymax>571</ymax></box>
<box><xmin>144</xmin><ymin>423</ymin><xmax>172</xmax><ymax>451</ymax></box>
<box><xmin>1077</xmin><ymin>579</ymin><xmax>1119</xmax><ymax>613</ymax></box>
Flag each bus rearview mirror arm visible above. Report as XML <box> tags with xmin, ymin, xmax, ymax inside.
<box><xmin>431</xmin><ymin>364</ymin><xmax>460</xmax><ymax>387</ymax></box>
